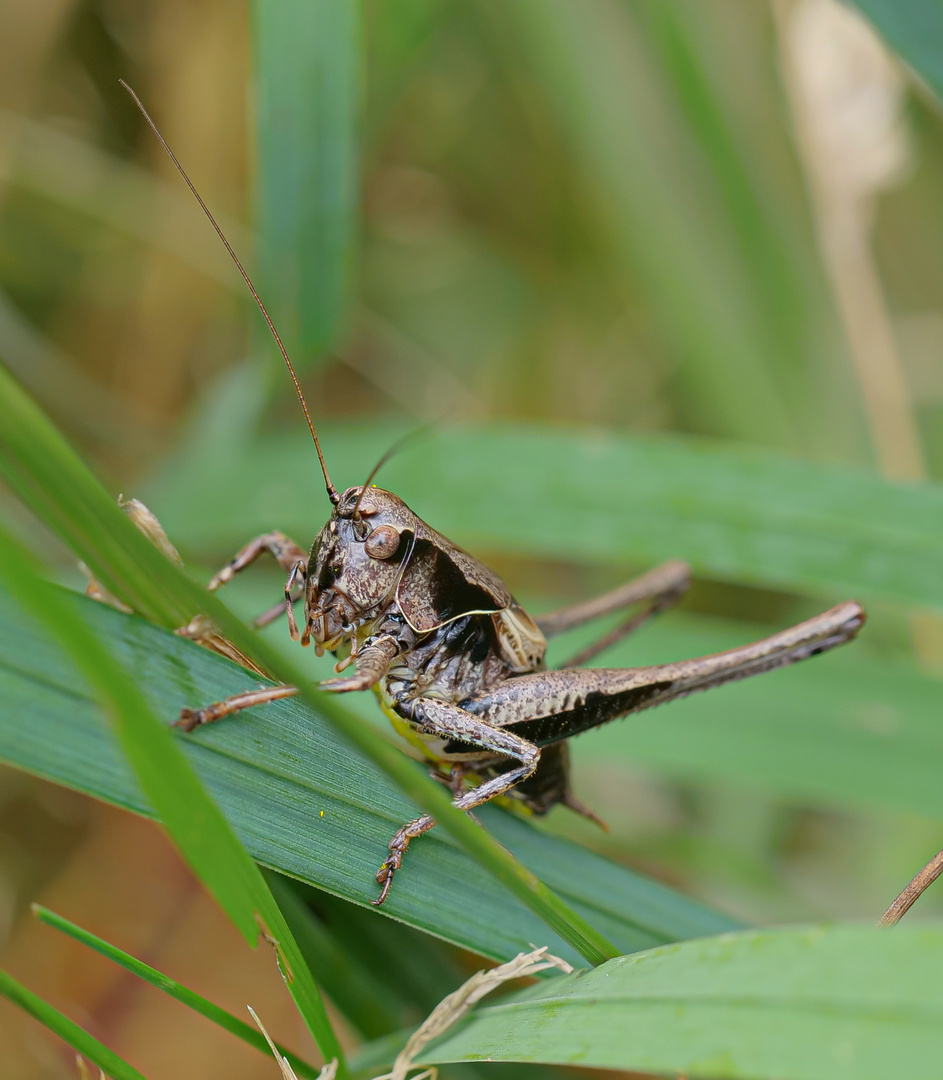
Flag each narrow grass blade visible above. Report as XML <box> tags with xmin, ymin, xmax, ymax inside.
<box><xmin>253</xmin><ymin>0</ymin><xmax>360</xmax><ymax>361</ymax></box>
<box><xmin>263</xmin><ymin>875</ymin><xmax>402</xmax><ymax>1040</ymax></box>
<box><xmin>638</xmin><ymin>2</ymin><xmax>805</xmax><ymax>354</ymax></box>
<box><xmin>31</xmin><ymin>905</ymin><xmax>321</xmax><ymax>1080</ymax></box>
<box><xmin>417</xmin><ymin>923</ymin><xmax>943</xmax><ymax>1080</ymax></box>
<box><xmin>0</xmin><ymin>363</ymin><xmax>191</xmax><ymax>629</ymax></box>
<box><xmin>502</xmin><ymin>0</ymin><xmax>797</xmax><ymax>448</ymax></box>
<box><xmin>0</xmin><ymin>968</ymin><xmax>148</xmax><ymax>1080</ymax></box>
<box><xmin>0</xmin><ymin>523</ymin><xmax>346</xmax><ymax>1076</ymax></box>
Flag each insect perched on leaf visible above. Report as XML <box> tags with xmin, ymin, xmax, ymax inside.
<box><xmin>123</xmin><ymin>83</ymin><xmax>866</xmax><ymax>906</ymax></box>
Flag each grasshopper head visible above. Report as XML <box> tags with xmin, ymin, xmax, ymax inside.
<box><xmin>303</xmin><ymin>485</ymin><xmax>414</xmax><ymax>650</ymax></box>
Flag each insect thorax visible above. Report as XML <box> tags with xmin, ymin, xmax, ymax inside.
<box><xmin>379</xmin><ymin>600</ymin><xmax>544</xmax><ymax>719</ymax></box>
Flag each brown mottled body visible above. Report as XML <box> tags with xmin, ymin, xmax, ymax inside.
<box><xmin>191</xmin><ymin>482</ymin><xmax>865</xmax><ymax>905</ymax></box>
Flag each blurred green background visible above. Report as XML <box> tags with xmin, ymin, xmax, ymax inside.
<box><xmin>2</xmin><ymin>0</ymin><xmax>943</xmax><ymax>1075</ymax></box>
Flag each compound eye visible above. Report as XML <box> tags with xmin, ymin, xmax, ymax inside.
<box><xmin>364</xmin><ymin>524</ymin><xmax>400</xmax><ymax>560</ymax></box>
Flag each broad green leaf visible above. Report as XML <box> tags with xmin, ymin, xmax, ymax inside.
<box><xmin>33</xmin><ymin>906</ymin><xmax>321</xmax><ymax>1080</ymax></box>
<box><xmin>0</xmin><ymin>968</ymin><xmax>147</xmax><ymax>1080</ymax></box>
<box><xmin>849</xmin><ymin>1</ymin><xmax>943</xmax><ymax>105</ymax></box>
<box><xmin>417</xmin><ymin>924</ymin><xmax>943</xmax><ymax>1080</ymax></box>
<box><xmin>0</xmin><ymin>525</ymin><xmax>346</xmax><ymax>1074</ymax></box>
<box><xmin>253</xmin><ymin>0</ymin><xmax>360</xmax><ymax>361</ymax></box>
<box><xmin>148</xmin><ymin>422</ymin><xmax>943</xmax><ymax>611</ymax></box>
<box><xmin>0</xmin><ymin>362</ymin><xmax>618</xmax><ymax>967</ymax></box>
<box><xmin>0</xmin><ymin>584</ymin><xmax>736</xmax><ymax>966</ymax></box>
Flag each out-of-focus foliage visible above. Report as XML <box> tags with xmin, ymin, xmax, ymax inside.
<box><xmin>2</xmin><ymin>0</ymin><xmax>943</xmax><ymax>1077</ymax></box>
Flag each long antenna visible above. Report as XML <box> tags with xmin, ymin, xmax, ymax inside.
<box><xmin>119</xmin><ymin>79</ymin><xmax>339</xmax><ymax>506</ymax></box>
<box><xmin>351</xmin><ymin>427</ymin><xmax>428</xmax><ymax>520</ymax></box>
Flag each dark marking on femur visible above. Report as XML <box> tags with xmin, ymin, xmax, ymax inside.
<box><xmin>503</xmin><ymin>681</ymin><xmax>674</xmax><ymax>747</ymax></box>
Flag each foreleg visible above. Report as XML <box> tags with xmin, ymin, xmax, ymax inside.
<box><xmin>177</xmin><ymin>633</ymin><xmax>401</xmax><ymax>730</ymax></box>
<box><xmin>206</xmin><ymin>531</ymin><xmax>309</xmax><ymax>634</ymax></box>
<box><xmin>319</xmin><ymin>635</ymin><xmax>402</xmax><ymax>693</ymax></box>
<box><xmin>208</xmin><ymin>531</ymin><xmax>309</xmax><ymax>642</ymax></box>
<box><xmin>253</xmin><ymin>586</ymin><xmax>304</xmax><ymax>630</ymax></box>
<box><xmin>177</xmin><ymin>684</ymin><xmax>299</xmax><ymax>732</ymax></box>
<box><xmin>206</xmin><ymin>531</ymin><xmax>307</xmax><ymax>591</ymax></box>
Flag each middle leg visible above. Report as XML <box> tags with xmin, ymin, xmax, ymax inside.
<box><xmin>373</xmin><ymin>697</ymin><xmax>540</xmax><ymax>905</ymax></box>
<box><xmin>177</xmin><ymin>684</ymin><xmax>299</xmax><ymax>732</ymax></box>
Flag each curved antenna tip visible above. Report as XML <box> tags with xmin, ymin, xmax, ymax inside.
<box><xmin>351</xmin><ymin>427</ymin><xmax>428</xmax><ymax>520</ymax></box>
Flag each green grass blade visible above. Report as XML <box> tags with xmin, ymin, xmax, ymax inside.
<box><xmin>289</xmin><ymin>885</ymin><xmax>498</xmax><ymax>1027</ymax></box>
<box><xmin>0</xmin><ymin>364</ymin><xmax>190</xmax><ymax>629</ymax></box>
<box><xmin>0</xmin><ymin>361</ymin><xmax>620</xmax><ymax>967</ymax></box>
<box><xmin>149</xmin><ymin>422</ymin><xmax>943</xmax><ymax>611</ymax></box>
<box><xmin>0</xmin><ymin>583</ymin><xmax>736</xmax><ymax>964</ymax></box>
<box><xmin>0</xmin><ymin>968</ymin><xmax>148</xmax><ymax>1080</ymax></box>
<box><xmin>253</xmin><ymin>0</ymin><xmax>360</xmax><ymax>362</ymax></box>
<box><xmin>263</xmin><ymin>874</ymin><xmax>402</xmax><ymax>1040</ymax></box>
<box><xmin>31</xmin><ymin>905</ymin><xmax>321</xmax><ymax>1080</ymax></box>
<box><xmin>0</xmin><ymin>526</ymin><xmax>255</xmax><ymax>945</ymax></box>
<box><xmin>501</xmin><ymin>0</ymin><xmax>797</xmax><ymax>449</ymax></box>
<box><xmin>0</xmin><ymin>523</ymin><xmax>346</xmax><ymax>1075</ymax></box>
<box><xmin>849</xmin><ymin>1</ymin><xmax>943</xmax><ymax>104</ymax></box>
<box><xmin>10</xmin><ymin>569</ymin><xmax>943</xmax><ymax>912</ymax></box>
<box><xmin>638</xmin><ymin>3</ymin><xmax>805</xmax><ymax>347</ymax></box>
<box><xmin>418</xmin><ymin>924</ymin><xmax>943</xmax><ymax>1080</ymax></box>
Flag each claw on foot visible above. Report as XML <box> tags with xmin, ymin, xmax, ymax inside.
<box><xmin>372</xmin><ymin>860</ymin><xmax>397</xmax><ymax>906</ymax></box>
<box><xmin>372</xmin><ymin>830</ymin><xmax>411</xmax><ymax>905</ymax></box>
<box><xmin>175</xmin><ymin>707</ymin><xmax>204</xmax><ymax>733</ymax></box>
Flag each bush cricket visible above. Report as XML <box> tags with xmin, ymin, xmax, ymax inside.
<box><xmin>123</xmin><ymin>81</ymin><xmax>866</xmax><ymax>906</ymax></box>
